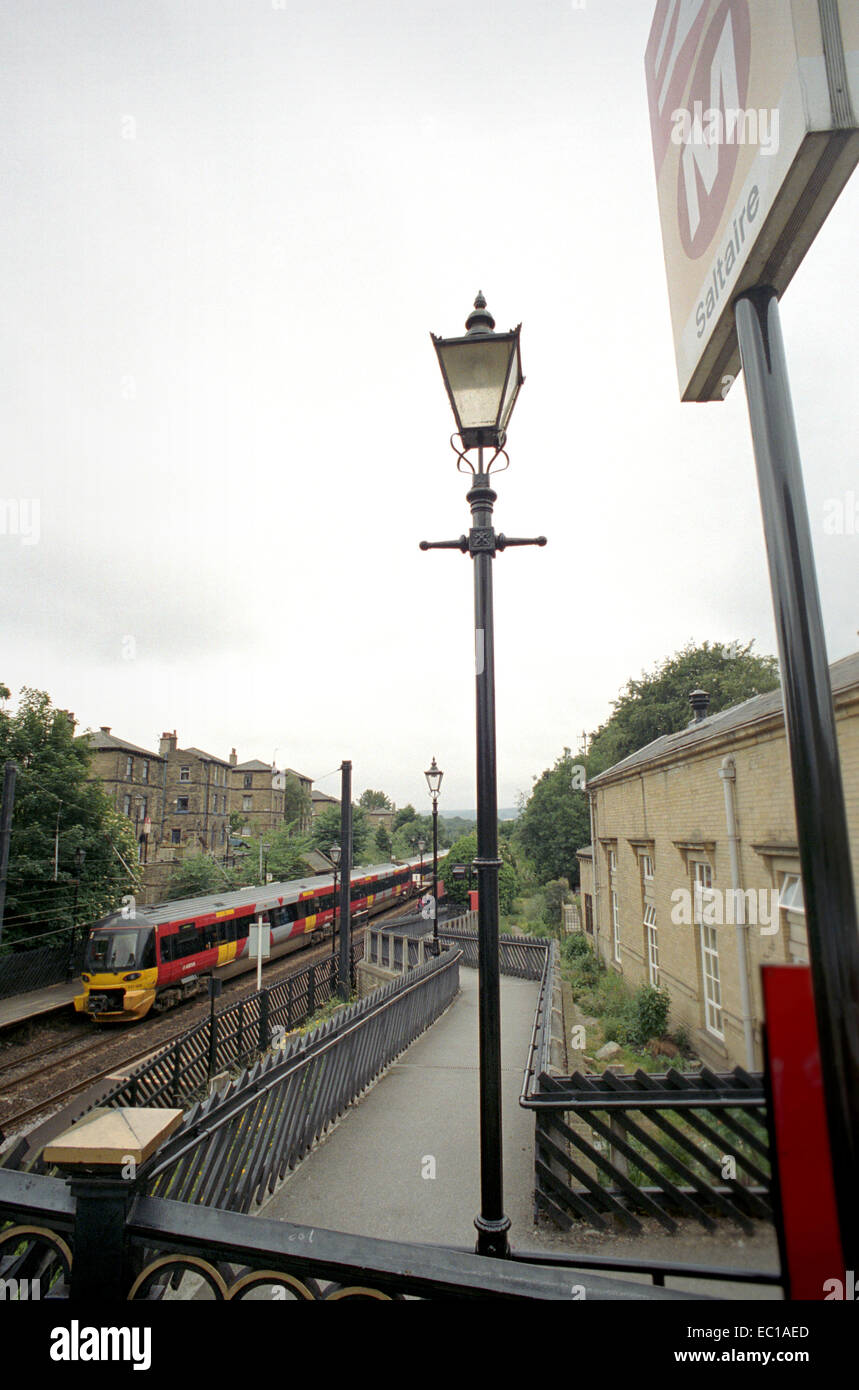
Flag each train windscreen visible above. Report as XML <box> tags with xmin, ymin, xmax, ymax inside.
<box><xmin>84</xmin><ymin>928</ymin><xmax>156</xmax><ymax>973</ymax></box>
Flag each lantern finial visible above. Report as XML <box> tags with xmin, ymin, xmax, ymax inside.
<box><xmin>466</xmin><ymin>291</ymin><xmax>495</xmax><ymax>335</ymax></box>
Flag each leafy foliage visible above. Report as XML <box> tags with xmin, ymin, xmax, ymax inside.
<box><xmin>359</xmin><ymin>789</ymin><xmax>392</xmax><ymax>810</ymax></box>
<box><xmin>541</xmin><ymin>878</ymin><xmax>573</xmax><ymax>926</ymax></box>
<box><xmin>0</xmin><ymin>687</ymin><xmax>139</xmax><ymax>939</ymax></box>
<box><xmin>310</xmin><ymin>804</ymin><xmax>371</xmax><ymax>864</ymax></box>
<box><xmin>442</xmin><ymin>830</ymin><xmax>518</xmax><ymax>913</ymax></box>
<box><xmin>515</xmin><ymin>749</ymin><xmax>591</xmax><ymax>885</ymax></box>
<box><xmin>167</xmin><ymin>854</ymin><xmax>233</xmax><ymax>901</ymax></box>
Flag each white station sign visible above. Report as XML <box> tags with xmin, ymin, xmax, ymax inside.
<box><xmin>646</xmin><ymin>0</ymin><xmax>859</xmax><ymax>401</ymax></box>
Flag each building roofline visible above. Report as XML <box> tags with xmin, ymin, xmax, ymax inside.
<box><xmin>586</xmin><ymin>651</ymin><xmax>859</xmax><ymax>788</ymax></box>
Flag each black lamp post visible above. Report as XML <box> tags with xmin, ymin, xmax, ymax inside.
<box><xmin>421</xmin><ymin>291</ymin><xmax>545</xmax><ymax>1259</ymax></box>
<box><xmin>424</xmin><ymin>757</ymin><xmax>443</xmax><ymax>950</ymax></box>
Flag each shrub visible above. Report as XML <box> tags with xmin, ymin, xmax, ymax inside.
<box><xmin>542</xmin><ymin>877</ymin><xmax>572</xmax><ymax>925</ymax></box>
<box><xmin>561</xmin><ymin>933</ymin><xmax>592</xmax><ymax>963</ymax></box>
<box><xmin>627</xmin><ymin>985</ymin><xmax>671</xmax><ymax>1048</ymax></box>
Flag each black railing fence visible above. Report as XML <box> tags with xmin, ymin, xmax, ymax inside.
<box><xmin>0</xmin><ymin>1162</ymin><xmax>697</xmax><ymax>1302</ymax></box>
<box><xmin>88</xmin><ymin>945</ymin><xmax>363</xmax><ymax>1114</ymax></box>
<box><xmin>438</xmin><ymin>914</ymin><xmax>548</xmax><ymax>980</ymax></box>
<box><xmin>143</xmin><ymin>946</ymin><xmax>461</xmax><ymax>1214</ymax></box>
<box><xmin>520</xmin><ymin>938</ymin><xmax>774</xmax><ymax>1236</ymax></box>
<box><xmin>0</xmin><ymin>923</ymin><xmax>86</xmax><ymax>999</ymax></box>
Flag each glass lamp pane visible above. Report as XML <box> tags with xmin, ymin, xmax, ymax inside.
<box><xmin>437</xmin><ymin>338</ymin><xmax>512</xmax><ymax>431</ymax></box>
<box><xmin>498</xmin><ymin>340</ymin><xmax>523</xmax><ymax>433</ymax></box>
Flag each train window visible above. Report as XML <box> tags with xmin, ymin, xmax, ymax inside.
<box><xmin>160</xmin><ymin>934</ymin><xmax>175</xmax><ymax>964</ymax></box>
<box><xmin>175</xmin><ymin>927</ymin><xmax>204</xmax><ymax>960</ymax></box>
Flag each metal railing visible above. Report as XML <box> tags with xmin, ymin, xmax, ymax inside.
<box><xmin>0</xmin><ymin>923</ymin><xmax>86</xmax><ymax>999</ymax></box>
<box><xmin>438</xmin><ymin>914</ymin><xmax>548</xmax><ymax>980</ymax></box>
<box><xmin>0</xmin><ymin>1162</ymin><xmax>701</xmax><ymax>1301</ymax></box>
<box><xmin>142</xmin><ymin>946</ymin><xmax>461</xmax><ymax>1213</ymax></box>
<box><xmin>82</xmin><ymin>945</ymin><xmax>364</xmax><ymax>1114</ymax></box>
<box><xmin>520</xmin><ymin>940</ymin><xmax>775</xmax><ymax>1242</ymax></box>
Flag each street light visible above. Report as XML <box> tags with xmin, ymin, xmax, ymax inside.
<box><xmin>422</xmin><ymin>291</ymin><xmax>545</xmax><ymax>1260</ymax></box>
<box><xmin>424</xmin><ymin>757</ymin><xmax>443</xmax><ymax>951</ymax></box>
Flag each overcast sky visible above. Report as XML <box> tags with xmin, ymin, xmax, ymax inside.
<box><xmin>2</xmin><ymin>0</ymin><xmax>857</xmax><ymax>812</ymax></box>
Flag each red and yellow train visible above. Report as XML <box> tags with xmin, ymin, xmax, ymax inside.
<box><xmin>74</xmin><ymin>855</ymin><xmax>440</xmax><ymax>1023</ymax></box>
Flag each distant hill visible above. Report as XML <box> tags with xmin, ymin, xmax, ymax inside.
<box><xmin>442</xmin><ymin>809</ymin><xmax>520</xmax><ymax>824</ymax></box>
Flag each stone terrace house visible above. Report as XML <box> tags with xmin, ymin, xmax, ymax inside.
<box><xmin>86</xmin><ymin>728</ymin><xmax>164</xmax><ymax>863</ymax></box>
<box><xmin>157</xmin><ymin>731</ymin><xmax>231</xmax><ymax>858</ymax></box>
<box><xmin>311</xmin><ymin>788</ymin><xmax>340</xmax><ymax>822</ymax></box>
<box><xmin>576</xmin><ymin>652</ymin><xmax>859</xmax><ymax>1072</ymax></box>
<box><xmin>230</xmin><ymin>754</ymin><xmax>281</xmax><ymax>838</ymax></box>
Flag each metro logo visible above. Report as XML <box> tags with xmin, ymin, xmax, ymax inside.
<box><xmin>676</xmin><ymin>0</ymin><xmax>751</xmax><ymax>257</ymax></box>
<box><xmin>647</xmin><ymin>0</ymin><xmax>859</xmax><ymax>400</ymax></box>
<box><xmin>646</xmin><ymin>0</ymin><xmax>709</xmax><ymax>175</ymax></box>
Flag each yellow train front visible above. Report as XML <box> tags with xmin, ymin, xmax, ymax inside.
<box><xmin>75</xmin><ymin>913</ymin><xmax>160</xmax><ymax>1021</ymax></box>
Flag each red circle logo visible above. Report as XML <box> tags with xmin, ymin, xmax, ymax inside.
<box><xmin>676</xmin><ymin>0</ymin><xmax>751</xmax><ymax>259</ymax></box>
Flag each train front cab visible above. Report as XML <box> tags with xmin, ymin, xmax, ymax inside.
<box><xmin>74</xmin><ymin>917</ymin><xmax>159</xmax><ymax>1022</ymax></box>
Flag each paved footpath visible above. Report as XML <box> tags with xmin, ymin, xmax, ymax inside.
<box><xmin>261</xmin><ymin>967</ymin><xmax>540</xmax><ymax>1249</ymax></box>
<box><xmin>260</xmin><ymin>966</ymin><xmax>781</xmax><ymax>1298</ymax></box>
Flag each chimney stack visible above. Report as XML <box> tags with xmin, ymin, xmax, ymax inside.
<box><xmin>690</xmin><ymin>689</ymin><xmax>710</xmax><ymax>723</ymax></box>
<box><xmin>159</xmin><ymin>730</ymin><xmax>178</xmax><ymax>757</ymax></box>
<box><xmin>229</xmin><ymin>748</ymin><xmax>238</xmax><ymax>767</ymax></box>
<box><xmin>100</xmin><ymin>726</ymin><xmax>111</xmax><ymax>735</ymax></box>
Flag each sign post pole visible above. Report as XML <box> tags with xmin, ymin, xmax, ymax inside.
<box><xmin>734</xmin><ymin>286</ymin><xmax>859</xmax><ymax>1271</ymax></box>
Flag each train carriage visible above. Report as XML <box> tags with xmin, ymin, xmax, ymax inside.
<box><xmin>74</xmin><ymin>854</ymin><xmax>438</xmax><ymax>1022</ymax></box>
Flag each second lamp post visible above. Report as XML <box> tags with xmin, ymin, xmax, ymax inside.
<box><xmin>424</xmin><ymin>757</ymin><xmax>443</xmax><ymax>951</ymax></box>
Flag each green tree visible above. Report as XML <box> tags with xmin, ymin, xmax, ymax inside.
<box><xmin>586</xmin><ymin>640</ymin><xmax>779</xmax><ymax>777</ymax></box>
<box><xmin>235</xmin><ymin>824</ymin><xmax>315</xmax><ymax>885</ymax></box>
<box><xmin>391</xmin><ymin>811</ymin><xmax>445</xmax><ymax>861</ymax></box>
<box><xmin>359</xmin><ymin>789</ymin><xmax>392</xmax><ymax>810</ymax></box>
<box><xmin>167</xmin><ymin>853</ymin><xmax>233</xmax><ymax>901</ymax></box>
<box><xmin>0</xmin><ymin>688</ymin><xmax>140</xmax><ymax>939</ymax></box>
<box><xmin>442</xmin><ymin>830</ymin><xmax>518</xmax><ymax>913</ymax></box>
<box><xmin>310</xmin><ymin>804</ymin><xmax>372</xmax><ymax>864</ymax></box>
<box><xmin>393</xmin><ymin>804</ymin><xmax>416</xmax><ymax>830</ymax></box>
<box><xmin>542</xmin><ymin>877</ymin><xmax>573</xmax><ymax>928</ymax></box>
<box><xmin>375</xmin><ymin>824</ymin><xmax>392</xmax><ymax>856</ymax></box>
<box><xmin>266</xmin><ymin>825</ymin><xmax>314</xmax><ymax>881</ymax></box>
<box><xmin>515</xmin><ymin>749</ymin><xmax>591</xmax><ymax>886</ymax></box>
